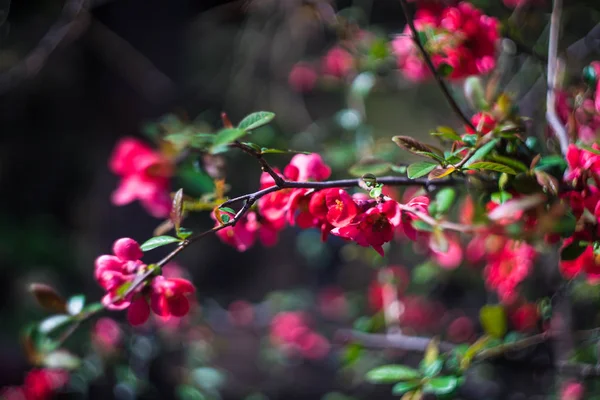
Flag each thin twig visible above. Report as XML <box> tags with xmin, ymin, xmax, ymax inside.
<box><xmin>545</xmin><ymin>0</ymin><xmax>569</xmax><ymax>156</ymax></box>
<box><xmin>398</xmin><ymin>0</ymin><xmax>475</xmax><ymax>131</ymax></box>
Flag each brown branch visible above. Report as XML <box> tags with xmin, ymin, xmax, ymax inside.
<box><xmin>398</xmin><ymin>0</ymin><xmax>475</xmax><ymax>131</ymax></box>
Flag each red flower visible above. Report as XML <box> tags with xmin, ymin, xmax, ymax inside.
<box><xmin>484</xmin><ymin>240</ymin><xmax>536</xmax><ymax>304</ymax></box>
<box><xmin>150</xmin><ymin>276</ymin><xmax>196</xmax><ymax>319</ymax></box>
<box><xmin>559</xmin><ymin>240</ymin><xmax>600</xmax><ymax>283</ymax></box>
<box><xmin>565</xmin><ymin>144</ymin><xmax>600</xmax><ymax>184</ymax></box>
<box><xmin>288</xmin><ymin>153</ymin><xmax>331</xmax><ymax>182</ymax></box>
<box><xmin>270</xmin><ymin>311</ymin><xmax>330</xmax><ymax>359</ymax></box>
<box><xmin>213</xmin><ymin>210</ymin><xmax>280</xmax><ymax>251</ymax></box>
<box><xmin>465</xmin><ymin>112</ymin><xmax>497</xmax><ymax>135</ymax></box>
<box><xmin>431</xmin><ymin>235</ymin><xmax>464</xmax><ymax>269</ymax></box>
<box><xmin>109</xmin><ymin>137</ymin><xmax>173</xmax><ymax>218</ymax></box>
<box><xmin>325</xmin><ymin>189</ymin><xmax>359</xmax><ymax>227</ymax></box>
<box><xmin>0</xmin><ymin>369</ymin><xmax>70</xmax><ymax>400</ymax></box>
<box><xmin>92</xmin><ymin>317</ymin><xmax>122</xmax><ymax>352</ymax></box>
<box><xmin>331</xmin><ymin>200</ymin><xmax>400</xmax><ymax>256</ymax></box>
<box><xmin>510</xmin><ymin>303</ymin><xmax>539</xmax><ymax>332</ymax></box>
<box><xmin>289</xmin><ymin>63</ymin><xmax>318</xmax><ymax>92</ymax></box>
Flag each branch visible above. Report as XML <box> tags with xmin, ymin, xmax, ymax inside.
<box><xmin>336</xmin><ymin>330</ymin><xmax>456</xmax><ymax>353</ymax></box>
<box><xmin>398</xmin><ymin>0</ymin><xmax>475</xmax><ymax>131</ymax></box>
<box><xmin>545</xmin><ymin>0</ymin><xmax>569</xmax><ymax>156</ymax></box>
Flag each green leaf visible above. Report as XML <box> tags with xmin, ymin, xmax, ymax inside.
<box><xmin>428</xmin><ymin>166</ymin><xmax>456</xmax><ymax>180</ymax></box>
<box><xmin>419</xmin><ymin>358</ymin><xmax>443</xmax><ymax>378</ymax></box>
<box><xmin>437</xmin><ymin>63</ymin><xmax>453</xmax><ymax>77</ymax></box>
<box><xmin>190</xmin><ymin>133</ymin><xmax>216</xmax><ymax>148</ymax></box>
<box><xmin>423</xmin><ymin>376</ymin><xmax>459</xmax><ymax>395</ymax></box>
<box><xmin>412</xmin><ymin>220</ymin><xmax>434</xmax><ymax>232</ymax></box>
<box><xmin>43</xmin><ymin>350</ymin><xmax>81</xmax><ymax>370</ymax></box>
<box><xmin>461</xmin><ymin>134</ymin><xmax>478</xmax><ymax>147</ymax></box>
<box><xmin>39</xmin><ymin>315</ymin><xmax>71</xmax><ymax>334</ymax></box>
<box><xmin>435</xmin><ymin>188</ymin><xmax>456</xmax><ymax>215</ymax></box>
<box><xmin>140</xmin><ymin>235</ymin><xmax>181</xmax><ymax>251</ymax></box>
<box><xmin>365</xmin><ymin>365</ymin><xmax>421</xmax><ymax>383</ymax></box>
<box><xmin>488</xmin><ymin>154</ymin><xmax>528</xmax><ymax>172</ymax></box>
<box><xmin>171</xmin><ymin>188</ymin><xmax>184</xmax><ymax>233</ymax></box>
<box><xmin>390</xmin><ymin>164</ymin><xmax>408</xmax><ymax>174</ymax></box>
<box><xmin>392</xmin><ymin>381</ymin><xmax>421</xmax><ymax>395</ymax></box>
<box><xmin>561</xmin><ymin>240</ymin><xmax>588</xmax><ymax>261</ymax></box>
<box><xmin>212</xmin><ymin>128</ymin><xmax>246</xmax><ymax>148</ymax></box>
<box><xmin>431</xmin><ymin>126</ymin><xmax>462</xmax><ymax>142</ymax></box>
<box><xmin>466</xmin><ymin>161</ymin><xmax>516</xmax><ymax>175</ymax></box>
<box><xmin>463</xmin><ymin>138</ymin><xmax>500</xmax><ymax>167</ymax></box>
<box><xmin>83</xmin><ymin>302</ymin><xmax>104</xmax><ymax>314</ymax></box>
<box><xmin>219</xmin><ymin>207</ymin><xmax>235</xmax><ymax>214</ymax></box>
<box><xmin>491</xmin><ymin>191</ymin><xmax>512</xmax><ymax>203</ymax></box>
<box><xmin>349</xmin><ymin>160</ymin><xmax>391</xmax><ymax>177</ymax></box>
<box><xmin>238</xmin><ymin>111</ymin><xmax>275</xmax><ymax>131</ymax></box>
<box><xmin>369</xmin><ymin>186</ymin><xmax>383</xmax><ymax>198</ymax></box>
<box><xmin>260</xmin><ymin>147</ymin><xmax>311</xmax><ymax>155</ymax></box>
<box><xmin>177</xmin><ymin>227</ymin><xmax>193</xmax><ymax>240</ymax></box>
<box><xmin>67</xmin><ymin>295</ymin><xmax>85</xmax><ymax>315</ymax></box>
<box><xmin>176</xmin><ymin>384</ymin><xmax>206</xmax><ymax>400</ymax></box>
<box><xmin>536</xmin><ymin>155</ymin><xmax>567</xmax><ymax>170</ymax></box>
<box><xmin>479</xmin><ymin>305</ymin><xmax>507</xmax><ymax>338</ymax></box>
<box><xmin>407</xmin><ymin>162</ymin><xmax>438</xmax><ymax>179</ymax></box>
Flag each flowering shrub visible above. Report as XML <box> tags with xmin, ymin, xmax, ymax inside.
<box><xmin>8</xmin><ymin>1</ymin><xmax>600</xmax><ymax>399</ymax></box>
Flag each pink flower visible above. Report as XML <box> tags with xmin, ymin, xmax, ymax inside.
<box><xmin>109</xmin><ymin>137</ymin><xmax>173</xmax><ymax>218</ymax></box>
<box><xmin>559</xmin><ymin>241</ymin><xmax>600</xmax><ymax>283</ymax></box>
<box><xmin>288</xmin><ymin>153</ymin><xmax>331</xmax><ymax>182</ymax></box>
<box><xmin>331</xmin><ymin>200</ymin><xmax>400</xmax><ymax>256</ymax></box>
<box><xmin>325</xmin><ymin>189</ymin><xmax>359</xmax><ymax>227</ymax></box>
<box><xmin>270</xmin><ymin>311</ymin><xmax>330</xmax><ymax>359</ymax></box>
<box><xmin>368</xmin><ymin>266</ymin><xmax>410</xmax><ymax>311</ymax></box>
<box><xmin>561</xmin><ymin>381</ymin><xmax>584</xmax><ymax>400</ymax></box>
<box><xmin>92</xmin><ymin>317</ymin><xmax>122</xmax><ymax>352</ymax></box>
<box><xmin>392</xmin><ymin>1</ymin><xmax>499</xmax><ymax>81</ymax></box>
<box><xmin>289</xmin><ymin>63</ymin><xmax>318</xmax><ymax>92</ymax></box>
<box><xmin>432</xmin><ymin>235</ymin><xmax>464</xmax><ymax>269</ymax></box>
<box><xmin>322</xmin><ymin>47</ymin><xmax>354</xmax><ymax>78</ymax></box>
<box><xmin>213</xmin><ymin>210</ymin><xmax>280</xmax><ymax>251</ymax></box>
<box><xmin>565</xmin><ymin>144</ymin><xmax>600</xmax><ymax>184</ymax></box>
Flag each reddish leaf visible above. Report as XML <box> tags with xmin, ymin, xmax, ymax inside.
<box><xmin>29</xmin><ymin>284</ymin><xmax>67</xmax><ymax>313</ymax></box>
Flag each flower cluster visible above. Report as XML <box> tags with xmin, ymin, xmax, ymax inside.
<box><xmin>94</xmin><ymin>238</ymin><xmax>196</xmax><ymax>325</ymax></box>
<box><xmin>554</xmin><ymin>62</ymin><xmax>600</xmax><ymax>144</ymax></box>
<box><xmin>270</xmin><ymin>311</ymin><xmax>330</xmax><ymax>360</ymax></box>
<box><xmin>1</xmin><ymin>369</ymin><xmax>69</xmax><ymax>400</ymax></box>
<box><xmin>109</xmin><ymin>137</ymin><xmax>173</xmax><ymax>218</ymax></box>
<box><xmin>392</xmin><ymin>1</ymin><xmax>499</xmax><ymax>81</ymax></box>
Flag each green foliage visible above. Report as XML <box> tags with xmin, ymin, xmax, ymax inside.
<box><xmin>212</xmin><ymin>128</ymin><xmax>246</xmax><ymax>149</ymax></box>
<box><xmin>479</xmin><ymin>305</ymin><xmax>507</xmax><ymax>338</ymax></box>
<box><xmin>463</xmin><ymin>138</ymin><xmax>500</xmax><ymax>167</ymax></box>
<box><xmin>237</xmin><ymin>112</ymin><xmax>275</xmax><ymax>131</ymax></box>
<box><xmin>407</xmin><ymin>162</ymin><xmax>438</xmax><ymax>179</ymax></box>
<box><xmin>466</xmin><ymin>161</ymin><xmax>516</xmax><ymax>175</ymax></box>
<box><xmin>365</xmin><ymin>365</ymin><xmax>421</xmax><ymax>383</ymax></box>
<box><xmin>140</xmin><ymin>236</ymin><xmax>181</xmax><ymax>251</ymax></box>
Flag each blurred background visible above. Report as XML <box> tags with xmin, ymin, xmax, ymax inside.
<box><xmin>2</xmin><ymin>0</ymin><xmax>600</xmax><ymax>399</ymax></box>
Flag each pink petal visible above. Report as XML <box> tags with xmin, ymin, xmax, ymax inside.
<box><xmin>127</xmin><ymin>297</ymin><xmax>150</xmax><ymax>326</ymax></box>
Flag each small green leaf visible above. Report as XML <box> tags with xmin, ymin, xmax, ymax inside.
<box><xmin>407</xmin><ymin>162</ymin><xmax>438</xmax><ymax>179</ymax></box>
<box><xmin>389</xmin><ymin>164</ymin><xmax>408</xmax><ymax>174</ymax></box>
<box><xmin>461</xmin><ymin>134</ymin><xmax>478</xmax><ymax>147</ymax></box>
<box><xmin>176</xmin><ymin>384</ymin><xmax>206</xmax><ymax>400</ymax></box>
<box><xmin>219</xmin><ymin>207</ymin><xmax>235</xmax><ymax>214</ymax></box>
<box><xmin>435</xmin><ymin>188</ymin><xmax>456</xmax><ymax>215</ymax></box>
<box><xmin>237</xmin><ymin>111</ymin><xmax>275</xmax><ymax>131</ymax></box>
<box><xmin>392</xmin><ymin>381</ymin><xmax>421</xmax><ymax>395</ymax></box>
<box><xmin>349</xmin><ymin>160</ymin><xmax>391</xmax><ymax>177</ymax></box>
<box><xmin>177</xmin><ymin>227</ymin><xmax>193</xmax><ymax>240</ymax></box>
<box><xmin>171</xmin><ymin>188</ymin><xmax>184</xmax><ymax>233</ymax></box>
<box><xmin>43</xmin><ymin>350</ymin><xmax>81</xmax><ymax>370</ymax></box>
<box><xmin>365</xmin><ymin>365</ymin><xmax>421</xmax><ymax>383</ymax></box>
<box><xmin>140</xmin><ymin>236</ymin><xmax>181</xmax><ymax>251</ymax></box>
<box><xmin>488</xmin><ymin>154</ymin><xmax>528</xmax><ymax>172</ymax></box>
<box><xmin>437</xmin><ymin>63</ymin><xmax>453</xmax><ymax>77</ymax></box>
<box><xmin>39</xmin><ymin>315</ymin><xmax>71</xmax><ymax>334</ymax></box>
<box><xmin>491</xmin><ymin>191</ymin><xmax>512</xmax><ymax>203</ymax></box>
<box><xmin>67</xmin><ymin>295</ymin><xmax>85</xmax><ymax>315</ymax></box>
<box><xmin>466</xmin><ymin>161</ymin><xmax>516</xmax><ymax>175</ymax></box>
<box><xmin>428</xmin><ymin>166</ymin><xmax>456</xmax><ymax>180</ymax></box>
<box><xmin>83</xmin><ymin>302</ymin><xmax>104</xmax><ymax>314</ymax></box>
<box><xmin>260</xmin><ymin>148</ymin><xmax>310</xmax><ymax>155</ymax></box>
<box><xmin>423</xmin><ymin>376</ymin><xmax>459</xmax><ymax>395</ymax></box>
<box><xmin>561</xmin><ymin>240</ymin><xmax>588</xmax><ymax>261</ymax></box>
<box><xmin>392</xmin><ymin>136</ymin><xmax>445</xmax><ymax>161</ymax></box>
<box><xmin>480</xmin><ymin>305</ymin><xmax>507</xmax><ymax>338</ymax></box>
<box><xmin>412</xmin><ymin>220</ymin><xmax>434</xmax><ymax>232</ymax></box>
<box><xmin>536</xmin><ymin>155</ymin><xmax>568</xmax><ymax>170</ymax></box>
<box><xmin>369</xmin><ymin>186</ymin><xmax>383</xmax><ymax>198</ymax></box>
<box><xmin>419</xmin><ymin>358</ymin><xmax>443</xmax><ymax>378</ymax></box>
<box><xmin>431</xmin><ymin>126</ymin><xmax>462</xmax><ymax>142</ymax></box>
<box><xmin>463</xmin><ymin>138</ymin><xmax>500</xmax><ymax>167</ymax></box>
<box><xmin>212</xmin><ymin>128</ymin><xmax>246</xmax><ymax>148</ymax></box>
